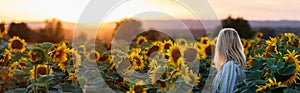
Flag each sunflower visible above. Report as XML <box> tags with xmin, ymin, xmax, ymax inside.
<box><xmin>70</xmin><ymin>49</ymin><xmax>81</xmax><ymax>68</ymax></box>
<box><xmin>9</xmin><ymin>61</ymin><xmax>26</xmax><ymax>70</ymax></box>
<box><xmin>67</xmin><ymin>69</ymin><xmax>77</xmax><ymax>81</ymax></box>
<box><xmin>150</xmin><ymin>66</ymin><xmax>164</xmax><ymax>84</ymax></box>
<box><xmin>0</xmin><ymin>22</ymin><xmax>7</xmax><ymax>38</ymax></box>
<box><xmin>115</xmin><ymin>78</ymin><xmax>128</xmax><ymax>89</ymax></box>
<box><xmin>86</xmin><ymin>50</ymin><xmax>100</xmax><ymax>62</ymax></box>
<box><xmin>162</xmin><ymin>40</ymin><xmax>173</xmax><ymax>52</ymax></box>
<box><xmin>282</xmin><ymin>50</ymin><xmax>300</xmax><ymax>85</ymax></box>
<box><xmin>278</xmin><ymin>33</ymin><xmax>284</xmax><ymax>42</ymax></box>
<box><xmin>28</xmin><ymin>47</ymin><xmax>46</xmax><ymax>64</ymax></box>
<box><xmin>78</xmin><ymin>44</ymin><xmax>87</xmax><ymax>54</ymax></box>
<box><xmin>166</xmin><ymin>43</ymin><xmax>181</xmax><ymax>67</ymax></box>
<box><xmin>154</xmin><ymin>80</ymin><xmax>167</xmax><ymax>91</ymax></box>
<box><xmin>241</xmin><ymin>39</ymin><xmax>251</xmax><ymax>49</ymax></box>
<box><xmin>30</xmin><ymin>65</ymin><xmax>53</xmax><ymax>80</ymax></box>
<box><xmin>0</xmin><ymin>49</ymin><xmax>12</xmax><ymax>66</ymax></box>
<box><xmin>198</xmin><ymin>44</ymin><xmax>212</xmax><ymax>59</ymax></box>
<box><xmin>180</xmin><ymin>59</ymin><xmax>190</xmax><ymax>84</ymax></box>
<box><xmin>292</xmin><ymin>37</ymin><xmax>300</xmax><ymax>48</ymax></box>
<box><xmin>148</xmin><ymin>59</ymin><xmax>159</xmax><ymax>69</ymax></box>
<box><xmin>181</xmin><ymin>44</ymin><xmax>199</xmax><ymax>63</ymax></box>
<box><xmin>129</xmin><ymin>50</ymin><xmax>145</xmax><ymax>70</ymax></box>
<box><xmin>255</xmin><ymin>32</ymin><xmax>263</xmax><ymax>40</ymax></box>
<box><xmin>136</xmin><ymin>36</ymin><xmax>148</xmax><ymax>47</ymax></box>
<box><xmin>211</xmin><ymin>37</ymin><xmax>218</xmax><ymax>46</ymax></box>
<box><xmin>265</xmin><ymin>37</ymin><xmax>280</xmax><ymax>58</ymax></box>
<box><xmin>52</xmin><ymin>43</ymin><xmax>71</xmax><ymax>63</ymax></box>
<box><xmin>175</xmin><ymin>38</ymin><xmax>188</xmax><ymax>47</ymax></box>
<box><xmin>200</xmin><ymin>36</ymin><xmax>211</xmax><ymax>48</ymax></box>
<box><xmin>256</xmin><ymin>78</ymin><xmax>282</xmax><ymax>92</ymax></box>
<box><xmin>126</xmin><ymin>80</ymin><xmax>148</xmax><ymax>93</ymax></box>
<box><xmin>58</xmin><ymin>62</ymin><xmax>67</xmax><ymax>72</ymax></box>
<box><xmin>188</xmin><ymin>70</ymin><xmax>201</xmax><ymax>86</ymax></box>
<box><xmin>97</xmin><ymin>53</ymin><xmax>112</xmax><ymax>64</ymax></box>
<box><xmin>284</xmin><ymin>33</ymin><xmax>296</xmax><ymax>45</ymax></box>
<box><xmin>8</xmin><ymin>36</ymin><xmax>26</xmax><ymax>53</ymax></box>
<box><xmin>143</xmin><ymin>41</ymin><xmax>163</xmax><ymax>60</ymax></box>
<box><xmin>8</xmin><ymin>61</ymin><xmax>26</xmax><ymax>77</ymax></box>
<box><xmin>283</xmin><ymin>33</ymin><xmax>298</xmax><ymax>47</ymax></box>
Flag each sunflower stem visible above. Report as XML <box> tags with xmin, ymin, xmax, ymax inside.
<box><xmin>46</xmin><ymin>59</ymin><xmax>50</xmax><ymax>93</ymax></box>
<box><xmin>34</xmin><ymin>65</ymin><xmax>38</xmax><ymax>93</ymax></box>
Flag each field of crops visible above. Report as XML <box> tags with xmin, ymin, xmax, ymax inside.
<box><xmin>1</xmin><ymin>22</ymin><xmax>300</xmax><ymax>93</ymax></box>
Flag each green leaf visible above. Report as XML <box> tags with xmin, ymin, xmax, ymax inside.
<box><xmin>247</xmin><ymin>70</ymin><xmax>263</xmax><ymax>80</ymax></box>
<box><xmin>284</xmin><ymin>88</ymin><xmax>300</xmax><ymax>93</ymax></box>
<box><xmin>251</xmin><ymin>59</ymin><xmax>264</xmax><ymax>71</ymax></box>
<box><xmin>4</xmin><ymin>88</ymin><xmax>28</xmax><ymax>93</ymax></box>
<box><xmin>11</xmin><ymin>69</ymin><xmax>29</xmax><ymax>75</ymax></box>
<box><xmin>278</xmin><ymin>64</ymin><xmax>296</xmax><ymax>76</ymax></box>
<box><xmin>38</xmin><ymin>74</ymin><xmax>54</xmax><ymax>84</ymax></box>
<box><xmin>269</xmin><ymin>52</ymin><xmax>281</xmax><ymax>58</ymax></box>
<box><xmin>266</xmin><ymin>58</ymin><xmax>275</xmax><ymax>67</ymax></box>
<box><xmin>62</xmin><ymin>83</ymin><xmax>82</xmax><ymax>92</ymax></box>
<box><xmin>277</xmin><ymin>61</ymin><xmax>285</xmax><ymax>69</ymax></box>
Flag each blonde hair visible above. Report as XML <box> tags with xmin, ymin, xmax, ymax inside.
<box><xmin>213</xmin><ymin>28</ymin><xmax>246</xmax><ymax>71</ymax></box>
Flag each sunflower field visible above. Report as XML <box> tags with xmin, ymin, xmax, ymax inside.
<box><xmin>0</xmin><ymin>21</ymin><xmax>300</xmax><ymax>93</ymax></box>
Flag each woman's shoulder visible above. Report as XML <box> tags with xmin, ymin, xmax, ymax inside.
<box><xmin>222</xmin><ymin>61</ymin><xmax>243</xmax><ymax>70</ymax></box>
<box><xmin>223</xmin><ymin>61</ymin><xmax>236</xmax><ymax>67</ymax></box>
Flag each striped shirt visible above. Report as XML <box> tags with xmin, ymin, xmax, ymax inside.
<box><xmin>213</xmin><ymin>61</ymin><xmax>246</xmax><ymax>93</ymax></box>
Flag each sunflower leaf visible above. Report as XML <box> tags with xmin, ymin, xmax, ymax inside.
<box><xmin>251</xmin><ymin>59</ymin><xmax>264</xmax><ymax>71</ymax></box>
<box><xmin>268</xmin><ymin>52</ymin><xmax>282</xmax><ymax>59</ymax></box>
<box><xmin>38</xmin><ymin>74</ymin><xmax>54</xmax><ymax>84</ymax></box>
<box><xmin>11</xmin><ymin>69</ymin><xmax>29</xmax><ymax>75</ymax></box>
<box><xmin>4</xmin><ymin>88</ymin><xmax>28</xmax><ymax>93</ymax></box>
<box><xmin>278</xmin><ymin>64</ymin><xmax>295</xmax><ymax>76</ymax></box>
<box><xmin>284</xmin><ymin>88</ymin><xmax>300</xmax><ymax>93</ymax></box>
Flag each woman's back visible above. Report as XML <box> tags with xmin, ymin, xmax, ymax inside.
<box><xmin>213</xmin><ymin>61</ymin><xmax>246</xmax><ymax>93</ymax></box>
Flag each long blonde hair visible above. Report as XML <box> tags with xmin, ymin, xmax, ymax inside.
<box><xmin>213</xmin><ymin>28</ymin><xmax>246</xmax><ymax>71</ymax></box>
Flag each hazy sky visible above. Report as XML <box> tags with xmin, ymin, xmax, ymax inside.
<box><xmin>1</xmin><ymin>0</ymin><xmax>300</xmax><ymax>22</ymax></box>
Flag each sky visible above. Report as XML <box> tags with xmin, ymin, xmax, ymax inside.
<box><xmin>1</xmin><ymin>0</ymin><xmax>300</xmax><ymax>22</ymax></box>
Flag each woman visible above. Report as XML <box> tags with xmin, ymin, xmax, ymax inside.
<box><xmin>212</xmin><ymin>28</ymin><xmax>247</xmax><ymax>93</ymax></box>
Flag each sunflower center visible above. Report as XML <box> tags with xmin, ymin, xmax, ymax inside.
<box><xmin>184</xmin><ymin>48</ymin><xmax>198</xmax><ymax>62</ymax></box>
<box><xmin>0</xmin><ymin>24</ymin><xmax>4</xmax><ymax>33</ymax></box>
<box><xmin>134</xmin><ymin>85</ymin><xmax>144</xmax><ymax>92</ymax></box>
<box><xmin>147</xmin><ymin>46</ymin><xmax>159</xmax><ymax>59</ymax></box>
<box><xmin>55</xmin><ymin>49</ymin><xmax>66</xmax><ymax>60</ymax></box>
<box><xmin>205</xmin><ymin>45</ymin><xmax>212</xmax><ymax>56</ymax></box>
<box><xmin>171</xmin><ymin>47</ymin><xmax>181</xmax><ymax>63</ymax></box>
<box><xmin>4</xmin><ymin>54</ymin><xmax>10</xmax><ymax>62</ymax></box>
<box><xmin>11</xmin><ymin>40</ymin><xmax>23</xmax><ymax>50</ymax></box>
<box><xmin>203</xmin><ymin>39</ymin><xmax>208</xmax><ymax>44</ymax></box>
<box><xmin>89</xmin><ymin>52</ymin><xmax>99</xmax><ymax>61</ymax></box>
<box><xmin>133</xmin><ymin>56</ymin><xmax>142</xmax><ymax>66</ymax></box>
<box><xmin>180</xmin><ymin>40</ymin><xmax>186</xmax><ymax>45</ymax></box>
<box><xmin>99</xmin><ymin>54</ymin><xmax>109</xmax><ymax>61</ymax></box>
<box><xmin>30</xmin><ymin>52</ymin><xmax>41</xmax><ymax>62</ymax></box>
<box><xmin>138</xmin><ymin>39</ymin><xmax>146</xmax><ymax>46</ymax></box>
<box><xmin>164</xmin><ymin>43</ymin><xmax>171</xmax><ymax>50</ymax></box>
<box><xmin>37</xmin><ymin>67</ymin><xmax>47</xmax><ymax>75</ymax></box>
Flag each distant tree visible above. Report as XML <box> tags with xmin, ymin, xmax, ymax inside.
<box><xmin>112</xmin><ymin>18</ymin><xmax>144</xmax><ymax>41</ymax></box>
<box><xmin>40</xmin><ymin>18</ymin><xmax>64</xmax><ymax>43</ymax></box>
<box><xmin>8</xmin><ymin>22</ymin><xmax>31</xmax><ymax>41</ymax></box>
<box><xmin>138</xmin><ymin>29</ymin><xmax>171</xmax><ymax>41</ymax></box>
<box><xmin>214</xmin><ymin>16</ymin><xmax>256</xmax><ymax>39</ymax></box>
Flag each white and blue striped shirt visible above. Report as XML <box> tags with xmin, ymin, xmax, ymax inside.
<box><xmin>213</xmin><ymin>61</ymin><xmax>246</xmax><ymax>93</ymax></box>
